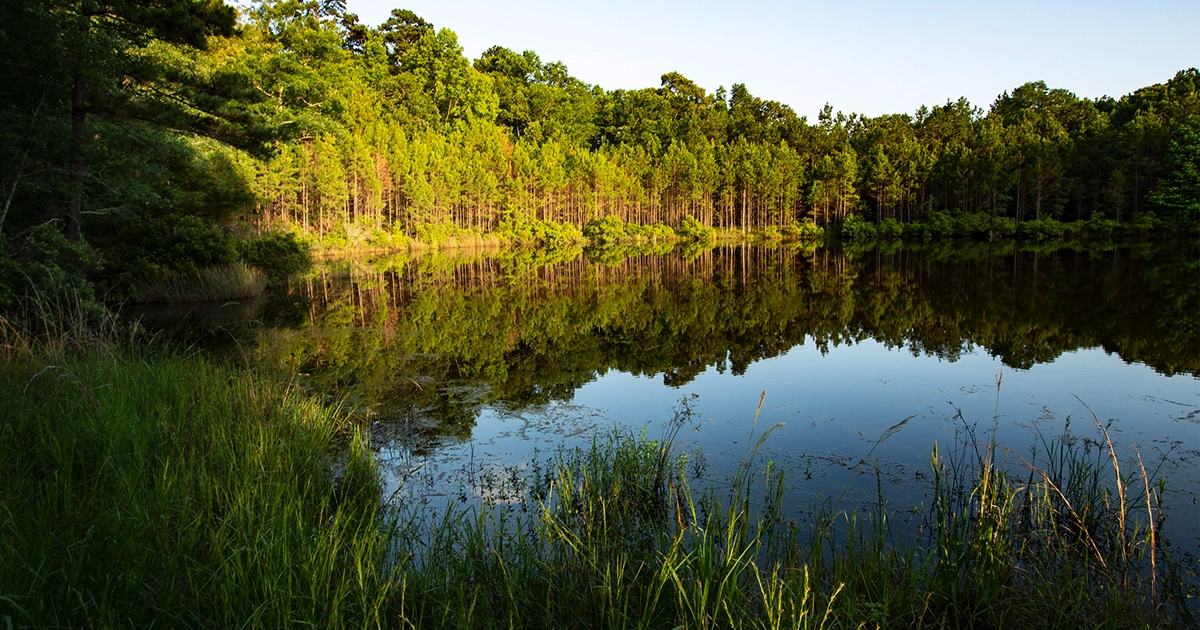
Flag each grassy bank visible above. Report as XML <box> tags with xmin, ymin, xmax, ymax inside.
<box><xmin>0</xmin><ymin>350</ymin><xmax>394</xmax><ymax>627</ymax></box>
<box><xmin>1</xmin><ymin>340</ymin><xmax>1194</xmax><ymax>627</ymax></box>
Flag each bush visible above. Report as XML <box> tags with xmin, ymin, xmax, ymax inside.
<box><xmin>538</xmin><ymin>220</ymin><xmax>584</xmax><ymax>246</ymax></box>
<box><xmin>92</xmin><ymin>214</ymin><xmax>240</xmax><ymax>291</ymax></box>
<box><xmin>1124</xmin><ymin>211</ymin><xmax>1167</xmax><ymax>234</ymax></box>
<box><xmin>1082</xmin><ymin>212</ymin><xmax>1119</xmax><ymax>237</ymax></box>
<box><xmin>987</xmin><ymin>216</ymin><xmax>1017</xmax><ymax>239</ymax></box>
<box><xmin>924</xmin><ymin>210</ymin><xmax>962</xmax><ymax>238</ymax></box>
<box><xmin>582</xmin><ymin>215</ymin><xmax>627</xmax><ymax>243</ymax></box>
<box><xmin>500</xmin><ymin>217</ymin><xmax>584</xmax><ymax>247</ymax></box>
<box><xmin>876</xmin><ymin>218</ymin><xmax>903</xmax><ymax>239</ymax></box>
<box><xmin>755</xmin><ymin>226</ymin><xmax>783</xmax><ymax>240</ymax></box>
<box><xmin>0</xmin><ymin>224</ymin><xmax>100</xmax><ymax>313</ymax></box>
<box><xmin>677</xmin><ymin>216</ymin><xmax>715</xmax><ymax>242</ymax></box>
<box><xmin>782</xmin><ymin>219</ymin><xmax>825</xmax><ymax>240</ymax></box>
<box><xmin>1016</xmin><ymin>216</ymin><xmax>1068</xmax><ymax>240</ymax></box>
<box><xmin>840</xmin><ymin>214</ymin><xmax>877</xmax><ymax>240</ymax></box>
<box><xmin>367</xmin><ymin>225</ymin><xmax>410</xmax><ymax>249</ymax></box>
<box><xmin>239</xmin><ymin>232</ymin><xmax>311</xmax><ymax>278</ymax></box>
<box><xmin>625</xmin><ymin>222</ymin><xmax>675</xmax><ymax>242</ymax></box>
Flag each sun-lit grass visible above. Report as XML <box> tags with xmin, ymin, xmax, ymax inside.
<box><xmin>384</xmin><ymin>396</ymin><xmax>1194</xmax><ymax>629</ymax></box>
<box><xmin>136</xmin><ymin>263</ymin><xmax>266</xmax><ymax>303</ymax></box>
<box><xmin>0</xmin><ymin>350</ymin><xmax>396</xmax><ymax>628</ymax></box>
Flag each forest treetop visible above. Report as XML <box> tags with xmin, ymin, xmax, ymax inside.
<box><xmin>1</xmin><ymin>0</ymin><xmax>1197</xmax><ymax>294</ymax></box>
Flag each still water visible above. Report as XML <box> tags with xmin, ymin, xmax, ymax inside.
<box><xmin>133</xmin><ymin>241</ymin><xmax>1200</xmax><ymax>549</ymax></box>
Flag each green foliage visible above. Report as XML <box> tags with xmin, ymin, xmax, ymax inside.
<box><xmin>987</xmin><ymin>216</ymin><xmax>1018</xmax><ymax>239</ymax></box>
<box><xmin>1</xmin><ymin>0</ymin><xmax>1195</xmax><ymax>306</ymax></box>
<box><xmin>0</xmin><ymin>227</ymin><xmax>113</xmax><ymax>355</ymax></box>
<box><xmin>98</xmin><ymin>213</ymin><xmax>240</xmax><ymax>285</ymax></box>
<box><xmin>677</xmin><ymin>215</ymin><xmax>716</xmax><ymax>241</ymax></box>
<box><xmin>1016</xmin><ymin>216</ymin><xmax>1070</xmax><ymax>240</ymax></box>
<box><xmin>1082</xmin><ymin>211</ymin><xmax>1120</xmax><ymax>237</ymax></box>
<box><xmin>1148</xmin><ymin>116</ymin><xmax>1200</xmax><ymax>221</ymax></box>
<box><xmin>0</xmin><ymin>351</ymin><xmax>394</xmax><ymax>627</ymax></box>
<box><xmin>414</xmin><ymin>219</ymin><xmax>492</xmax><ymax>247</ymax></box>
<box><xmin>583</xmin><ymin>215</ymin><xmax>628</xmax><ymax>242</ymax></box>
<box><xmin>911</xmin><ymin>209</ymin><xmax>961</xmax><ymax>239</ymax></box>
<box><xmin>239</xmin><ymin>231</ymin><xmax>313</xmax><ymax>277</ymax></box>
<box><xmin>1126</xmin><ymin>210</ymin><xmax>1167</xmax><ymax>233</ymax></box>
<box><xmin>874</xmin><ymin>217</ymin><xmax>903</xmax><ymax>239</ymax></box>
<box><xmin>0</xmin><ymin>225</ymin><xmax>99</xmax><ymax>313</ymax></box>
<box><xmin>583</xmin><ymin>216</ymin><xmax>676</xmax><ymax>245</ymax></box>
<box><xmin>624</xmin><ymin>221</ymin><xmax>676</xmax><ymax>242</ymax></box>
<box><xmin>839</xmin><ymin>214</ymin><xmax>878</xmax><ymax>240</ymax></box>
<box><xmin>367</xmin><ymin>225</ymin><xmax>411</xmax><ymax>249</ymax></box>
<box><xmin>780</xmin><ymin>219</ymin><xmax>825</xmax><ymax>240</ymax></box>
<box><xmin>755</xmin><ymin>225</ymin><xmax>783</xmax><ymax>240</ymax></box>
<box><xmin>498</xmin><ymin>216</ymin><xmax>584</xmax><ymax>246</ymax></box>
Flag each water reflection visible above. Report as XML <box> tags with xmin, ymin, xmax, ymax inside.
<box><xmin>140</xmin><ymin>241</ymin><xmax>1198</xmax><ymax>549</ymax></box>
<box><xmin>241</xmin><ymin>241</ymin><xmax>1198</xmax><ymax>452</ymax></box>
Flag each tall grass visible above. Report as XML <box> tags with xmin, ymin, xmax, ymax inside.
<box><xmin>0</xmin><ymin>287</ymin><xmax>123</xmax><ymax>358</ymax></box>
<box><xmin>0</xmin><ymin>351</ymin><xmax>397</xmax><ymax>628</ymax></box>
<box><xmin>136</xmin><ymin>263</ymin><xmax>266</xmax><ymax>303</ymax></box>
<box><xmin>382</xmin><ymin>396</ymin><xmax>1194</xmax><ymax>629</ymax></box>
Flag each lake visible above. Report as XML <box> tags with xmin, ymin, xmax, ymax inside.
<box><xmin>131</xmin><ymin>240</ymin><xmax>1200</xmax><ymax>551</ymax></box>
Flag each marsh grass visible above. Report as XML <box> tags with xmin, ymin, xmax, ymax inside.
<box><xmin>384</xmin><ymin>394</ymin><xmax>1194</xmax><ymax>629</ymax></box>
<box><xmin>137</xmin><ymin>263</ymin><xmax>266</xmax><ymax>303</ymax></box>
<box><xmin>0</xmin><ymin>287</ymin><xmax>122</xmax><ymax>358</ymax></box>
<box><xmin>0</xmin><ymin>351</ymin><xmax>397</xmax><ymax>628</ymax></box>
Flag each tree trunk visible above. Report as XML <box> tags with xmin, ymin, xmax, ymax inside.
<box><xmin>65</xmin><ymin>71</ymin><xmax>87</xmax><ymax>243</ymax></box>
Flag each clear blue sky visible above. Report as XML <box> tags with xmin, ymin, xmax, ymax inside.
<box><xmin>346</xmin><ymin>0</ymin><xmax>1199</xmax><ymax>120</ymax></box>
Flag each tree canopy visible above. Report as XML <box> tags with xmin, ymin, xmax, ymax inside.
<box><xmin>1</xmin><ymin>0</ymin><xmax>1197</xmax><ymax>276</ymax></box>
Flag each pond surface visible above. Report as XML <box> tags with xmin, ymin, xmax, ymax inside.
<box><xmin>132</xmin><ymin>241</ymin><xmax>1200</xmax><ymax>550</ymax></box>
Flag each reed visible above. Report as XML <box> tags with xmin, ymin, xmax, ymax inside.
<box><xmin>383</xmin><ymin>396</ymin><xmax>1193</xmax><ymax>629</ymax></box>
<box><xmin>136</xmin><ymin>263</ymin><xmax>266</xmax><ymax>303</ymax></box>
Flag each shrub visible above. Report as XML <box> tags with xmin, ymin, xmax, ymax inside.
<box><xmin>1124</xmin><ymin>211</ymin><xmax>1166</xmax><ymax>234</ymax></box>
<box><xmin>583</xmin><ymin>215</ymin><xmax>627</xmax><ymax>242</ymax></box>
<box><xmin>0</xmin><ymin>224</ymin><xmax>100</xmax><ymax>313</ymax></box>
<box><xmin>755</xmin><ymin>226</ymin><xmax>783</xmax><ymax>240</ymax></box>
<box><xmin>239</xmin><ymin>231</ymin><xmax>311</xmax><ymax>278</ymax></box>
<box><xmin>93</xmin><ymin>213</ymin><xmax>240</xmax><ymax>290</ymax></box>
<box><xmin>500</xmin><ymin>217</ymin><xmax>584</xmax><ymax>247</ymax></box>
<box><xmin>840</xmin><ymin>214</ymin><xmax>877</xmax><ymax>240</ymax></box>
<box><xmin>987</xmin><ymin>216</ymin><xmax>1017</xmax><ymax>239</ymax></box>
<box><xmin>533</xmin><ymin>219</ymin><xmax>584</xmax><ymax>246</ymax></box>
<box><xmin>677</xmin><ymin>215</ymin><xmax>715</xmax><ymax>242</ymax></box>
<box><xmin>646</xmin><ymin>223</ymin><xmax>675</xmax><ymax>242</ymax></box>
<box><xmin>1016</xmin><ymin>217</ymin><xmax>1068</xmax><ymax>240</ymax></box>
<box><xmin>1082</xmin><ymin>212</ymin><xmax>1119</xmax><ymax>237</ymax></box>
<box><xmin>925</xmin><ymin>210</ymin><xmax>962</xmax><ymax>238</ymax></box>
<box><xmin>876</xmin><ymin>218</ymin><xmax>903</xmax><ymax>239</ymax></box>
<box><xmin>783</xmin><ymin>219</ymin><xmax>825</xmax><ymax>240</ymax></box>
<box><xmin>367</xmin><ymin>225</ymin><xmax>410</xmax><ymax>249</ymax></box>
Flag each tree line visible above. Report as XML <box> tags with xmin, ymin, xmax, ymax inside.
<box><xmin>1</xmin><ymin>0</ymin><xmax>1198</xmax><ymax>274</ymax></box>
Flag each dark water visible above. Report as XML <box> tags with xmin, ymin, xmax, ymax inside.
<box><xmin>129</xmin><ymin>241</ymin><xmax>1200</xmax><ymax>550</ymax></box>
